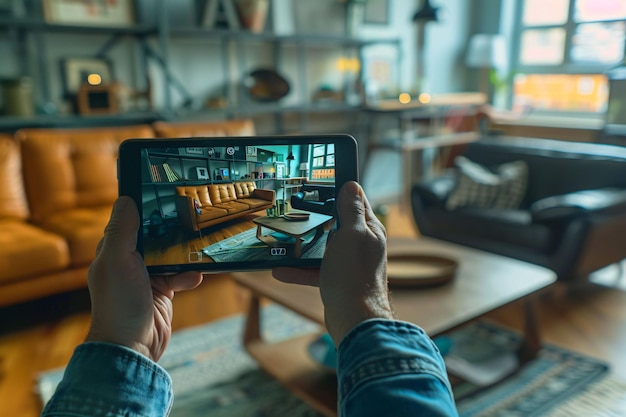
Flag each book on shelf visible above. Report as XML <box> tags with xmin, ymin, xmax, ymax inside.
<box><xmin>150</xmin><ymin>163</ymin><xmax>183</xmax><ymax>183</ymax></box>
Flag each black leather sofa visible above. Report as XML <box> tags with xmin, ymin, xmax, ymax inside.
<box><xmin>411</xmin><ymin>136</ymin><xmax>626</xmax><ymax>282</ymax></box>
<box><xmin>291</xmin><ymin>183</ymin><xmax>336</xmax><ymax>215</ymax></box>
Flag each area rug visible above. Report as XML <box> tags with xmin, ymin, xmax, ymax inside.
<box><xmin>37</xmin><ymin>305</ymin><xmax>622</xmax><ymax>416</ymax></box>
<box><xmin>202</xmin><ymin>227</ymin><xmax>327</xmax><ymax>263</ymax></box>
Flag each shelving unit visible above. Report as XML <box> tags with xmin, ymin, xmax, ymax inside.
<box><xmin>0</xmin><ymin>1</ymin><xmax>401</xmax><ymax>133</ymax></box>
<box><xmin>143</xmin><ymin>145</ymin><xmax>292</xmax><ymax>219</ymax></box>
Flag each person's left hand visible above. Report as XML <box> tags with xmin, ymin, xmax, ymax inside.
<box><xmin>85</xmin><ymin>197</ymin><xmax>203</xmax><ymax>362</ymax></box>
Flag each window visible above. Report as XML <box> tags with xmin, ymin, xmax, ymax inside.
<box><xmin>310</xmin><ymin>144</ymin><xmax>335</xmax><ymax>180</ymax></box>
<box><xmin>512</xmin><ymin>0</ymin><xmax>626</xmax><ymax>113</ymax></box>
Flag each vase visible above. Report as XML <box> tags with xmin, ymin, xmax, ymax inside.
<box><xmin>235</xmin><ymin>0</ymin><xmax>269</xmax><ymax>33</ymax></box>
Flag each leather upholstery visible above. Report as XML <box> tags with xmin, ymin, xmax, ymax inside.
<box><xmin>290</xmin><ymin>183</ymin><xmax>336</xmax><ymax>215</ymax></box>
<box><xmin>0</xmin><ymin>135</ymin><xmax>29</xmax><ymax>219</ymax></box>
<box><xmin>153</xmin><ymin>119</ymin><xmax>255</xmax><ymax>138</ymax></box>
<box><xmin>411</xmin><ymin>136</ymin><xmax>626</xmax><ymax>282</ymax></box>
<box><xmin>39</xmin><ymin>206</ymin><xmax>113</xmax><ymax>266</ymax></box>
<box><xmin>0</xmin><ymin>220</ymin><xmax>69</xmax><ymax>283</ymax></box>
<box><xmin>1</xmin><ymin>119</ymin><xmax>268</xmax><ymax>307</ymax></box>
<box><xmin>17</xmin><ymin>125</ymin><xmax>154</xmax><ymax>223</ymax></box>
<box><xmin>175</xmin><ymin>182</ymin><xmax>274</xmax><ymax>231</ymax></box>
<box><xmin>209</xmin><ymin>183</ymin><xmax>238</xmax><ymax>204</ymax></box>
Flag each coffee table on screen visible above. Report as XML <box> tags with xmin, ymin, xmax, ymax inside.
<box><xmin>233</xmin><ymin>237</ymin><xmax>556</xmax><ymax>417</ymax></box>
<box><xmin>253</xmin><ymin>212</ymin><xmax>333</xmax><ymax>258</ymax></box>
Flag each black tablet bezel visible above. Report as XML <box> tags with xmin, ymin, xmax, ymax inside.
<box><xmin>118</xmin><ymin>134</ymin><xmax>358</xmax><ymax>274</ymax></box>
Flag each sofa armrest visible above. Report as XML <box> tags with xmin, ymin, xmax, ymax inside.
<box><xmin>251</xmin><ymin>188</ymin><xmax>276</xmax><ymax>204</ymax></box>
<box><xmin>412</xmin><ymin>173</ymin><xmax>457</xmax><ymax>209</ymax></box>
<box><xmin>175</xmin><ymin>195</ymin><xmax>199</xmax><ymax>232</ymax></box>
<box><xmin>531</xmin><ymin>188</ymin><xmax>626</xmax><ymax>223</ymax></box>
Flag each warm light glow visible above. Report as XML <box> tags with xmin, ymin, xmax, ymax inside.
<box><xmin>87</xmin><ymin>73</ymin><xmax>102</xmax><ymax>86</ymax></box>
<box><xmin>336</xmin><ymin>57</ymin><xmax>361</xmax><ymax>72</ymax></box>
<box><xmin>418</xmin><ymin>93</ymin><xmax>432</xmax><ymax>104</ymax></box>
<box><xmin>399</xmin><ymin>93</ymin><xmax>411</xmax><ymax>104</ymax></box>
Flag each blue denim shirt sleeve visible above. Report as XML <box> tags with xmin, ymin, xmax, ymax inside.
<box><xmin>337</xmin><ymin>319</ymin><xmax>458</xmax><ymax>417</ymax></box>
<box><xmin>41</xmin><ymin>342</ymin><xmax>172</xmax><ymax>417</ymax></box>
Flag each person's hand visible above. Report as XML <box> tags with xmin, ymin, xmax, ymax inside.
<box><xmin>273</xmin><ymin>181</ymin><xmax>394</xmax><ymax>346</ymax></box>
<box><xmin>86</xmin><ymin>196</ymin><xmax>203</xmax><ymax>362</ymax></box>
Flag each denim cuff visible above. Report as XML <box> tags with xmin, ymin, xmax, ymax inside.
<box><xmin>42</xmin><ymin>342</ymin><xmax>173</xmax><ymax>417</ymax></box>
<box><xmin>337</xmin><ymin>319</ymin><xmax>452</xmax><ymax>402</ymax></box>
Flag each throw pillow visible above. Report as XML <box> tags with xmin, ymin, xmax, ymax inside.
<box><xmin>302</xmin><ymin>190</ymin><xmax>320</xmax><ymax>201</ymax></box>
<box><xmin>445</xmin><ymin>156</ymin><xmax>528</xmax><ymax>211</ymax></box>
<box><xmin>193</xmin><ymin>199</ymin><xmax>202</xmax><ymax>214</ymax></box>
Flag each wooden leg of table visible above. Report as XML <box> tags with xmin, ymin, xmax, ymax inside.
<box><xmin>243</xmin><ymin>293</ymin><xmax>262</xmax><ymax>345</ymax></box>
<box><xmin>293</xmin><ymin>238</ymin><xmax>303</xmax><ymax>258</ymax></box>
<box><xmin>517</xmin><ymin>298</ymin><xmax>541</xmax><ymax>365</ymax></box>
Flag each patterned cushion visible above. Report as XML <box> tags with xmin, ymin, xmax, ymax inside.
<box><xmin>446</xmin><ymin>156</ymin><xmax>528</xmax><ymax>211</ymax></box>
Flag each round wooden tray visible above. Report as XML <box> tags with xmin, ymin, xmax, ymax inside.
<box><xmin>283</xmin><ymin>213</ymin><xmax>310</xmax><ymax>221</ymax></box>
<box><xmin>387</xmin><ymin>254</ymin><xmax>458</xmax><ymax>288</ymax></box>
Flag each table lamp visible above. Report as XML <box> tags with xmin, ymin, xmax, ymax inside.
<box><xmin>298</xmin><ymin>162</ymin><xmax>309</xmax><ymax>178</ymax></box>
<box><xmin>412</xmin><ymin>0</ymin><xmax>439</xmax><ymax>93</ymax></box>
<box><xmin>286</xmin><ymin>151</ymin><xmax>295</xmax><ymax>178</ymax></box>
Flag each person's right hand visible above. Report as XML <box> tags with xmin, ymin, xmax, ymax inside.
<box><xmin>273</xmin><ymin>181</ymin><xmax>394</xmax><ymax>346</ymax></box>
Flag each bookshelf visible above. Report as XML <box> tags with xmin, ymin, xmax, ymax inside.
<box><xmin>143</xmin><ymin>146</ymin><xmax>286</xmax><ymax>220</ymax></box>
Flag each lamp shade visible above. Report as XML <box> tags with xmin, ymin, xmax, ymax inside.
<box><xmin>286</xmin><ymin>152</ymin><xmax>295</xmax><ymax>160</ymax></box>
<box><xmin>466</xmin><ymin>34</ymin><xmax>507</xmax><ymax>69</ymax></box>
<box><xmin>298</xmin><ymin>162</ymin><xmax>309</xmax><ymax>170</ymax></box>
<box><xmin>413</xmin><ymin>0</ymin><xmax>439</xmax><ymax>22</ymax></box>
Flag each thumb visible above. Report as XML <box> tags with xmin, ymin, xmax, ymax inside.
<box><xmin>337</xmin><ymin>181</ymin><xmax>367</xmax><ymax>231</ymax></box>
<box><xmin>102</xmin><ymin>196</ymin><xmax>140</xmax><ymax>254</ymax></box>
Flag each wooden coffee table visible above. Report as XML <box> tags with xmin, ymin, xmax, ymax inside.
<box><xmin>253</xmin><ymin>212</ymin><xmax>333</xmax><ymax>258</ymax></box>
<box><xmin>233</xmin><ymin>237</ymin><xmax>556</xmax><ymax>416</ymax></box>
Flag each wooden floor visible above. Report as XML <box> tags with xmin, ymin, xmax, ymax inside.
<box><xmin>144</xmin><ymin>213</ymin><xmax>263</xmax><ymax>265</ymax></box>
<box><xmin>1</xmin><ymin>205</ymin><xmax>625</xmax><ymax>417</ymax></box>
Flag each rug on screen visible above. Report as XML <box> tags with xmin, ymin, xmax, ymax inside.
<box><xmin>38</xmin><ymin>305</ymin><xmax>617</xmax><ymax>417</ymax></box>
<box><xmin>202</xmin><ymin>227</ymin><xmax>327</xmax><ymax>262</ymax></box>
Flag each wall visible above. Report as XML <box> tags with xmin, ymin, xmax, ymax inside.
<box><xmin>0</xmin><ymin>0</ymin><xmax>481</xmax><ymax>119</ymax></box>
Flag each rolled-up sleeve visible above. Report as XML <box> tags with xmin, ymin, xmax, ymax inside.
<box><xmin>41</xmin><ymin>342</ymin><xmax>172</xmax><ymax>417</ymax></box>
<box><xmin>337</xmin><ymin>319</ymin><xmax>458</xmax><ymax>417</ymax></box>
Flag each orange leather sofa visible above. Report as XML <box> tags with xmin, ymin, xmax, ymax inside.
<box><xmin>0</xmin><ymin>119</ymin><xmax>255</xmax><ymax>307</ymax></box>
<box><xmin>0</xmin><ymin>125</ymin><xmax>153</xmax><ymax>307</ymax></box>
<box><xmin>153</xmin><ymin>119</ymin><xmax>255</xmax><ymax>138</ymax></box>
<box><xmin>175</xmin><ymin>182</ymin><xmax>275</xmax><ymax>232</ymax></box>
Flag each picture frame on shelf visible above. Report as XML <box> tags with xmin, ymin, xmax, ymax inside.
<box><xmin>363</xmin><ymin>0</ymin><xmax>389</xmax><ymax>25</ymax></box>
<box><xmin>195</xmin><ymin>167</ymin><xmax>210</xmax><ymax>180</ymax></box>
<box><xmin>61</xmin><ymin>57</ymin><xmax>114</xmax><ymax>96</ymax></box>
<box><xmin>43</xmin><ymin>0</ymin><xmax>135</xmax><ymax>26</ymax></box>
<box><xmin>77</xmin><ymin>83</ymin><xmax>120</xmax><ymax>115</ymax></box>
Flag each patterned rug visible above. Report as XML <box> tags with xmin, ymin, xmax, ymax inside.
<box><xmin>202</xmin><ymin>227</ymin><xmax>328</xmax><ymax>263</ymax></box>
<box><xmin>38</xmin><ymin>305</ymin><xmax>624</xmax><ymax>416</ymax></box>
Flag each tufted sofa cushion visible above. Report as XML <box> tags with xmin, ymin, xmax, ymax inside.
<box><xmin>0</xmin><ymin>135</ymin><xmax>30</xmax><ymax>220</ymax></box>
<box><xmin>16</xmin><ymin>125</ymin><xmax>154</xmax><ymax>266</ymax></box>
<box><xmin>0</xmin><ymin>220</ymin><xmax>70</xmax><ymax>283</ymax></box>
<box><xmin>153</xmin><ymin>119</ymin><xmax>255</xmax><ymax>138</ymax></box>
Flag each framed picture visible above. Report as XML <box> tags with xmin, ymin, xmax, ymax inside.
<box><xmin>43</xmin><ymin>0</ymin><xmax>135</xmax><ymax>26</ymax></box>
<box><xmin>77</xmin><ymin>83</ymin><xmax>119</xmax><ymax>115</ymax></box>
<box><xmin>195</xmin><ymin>167</ymin><xmax>210</xmax><ymax>180</ymax></box>
<box><xmin>363</xmin><ymin>0</ymin><xmax>389</xmax><ymax>25</ymax></box>
<box><xmin>61</xmin><ymin>57</ymin><xmax>113</xmax><ymax>96</ymax></box>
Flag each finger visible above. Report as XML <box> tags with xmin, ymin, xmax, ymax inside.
<box><xmin>167</xmin><ymin>271</ymin><xmax>203</xmax><ymax>292</ymax></box>
<box><xmin>360</xmin><ymin>189</ymin><xmax>387</xmax><ymax>240</ymax></box>
<box><xmin>95</xmin><ymin>237</ymin><xmax>105</xmax><ymax>257</ymax></box>
<box><xmin>102</xmin><ymin>197</ymin><xmax>139</xmax><ymax>254</ymax></box>
<box><xmin>272</xmin><ymin>267</ymin><xmax>320</xmax><ymax>287</ymax></box>
<box><xmin>337</xmin><ymin>181</ymin><xmax>367</xmax><ymax>231</ymax></box>
<box><xmin>151</xmin><ymin>272</ymin><xmax>203</xmax><ymax>299</ymax></box>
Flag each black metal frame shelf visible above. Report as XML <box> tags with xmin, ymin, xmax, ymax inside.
<box><xmin>0</xmin><ymin>0</ymin><xmax>402</xmax><ymax>133</ymax></box>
